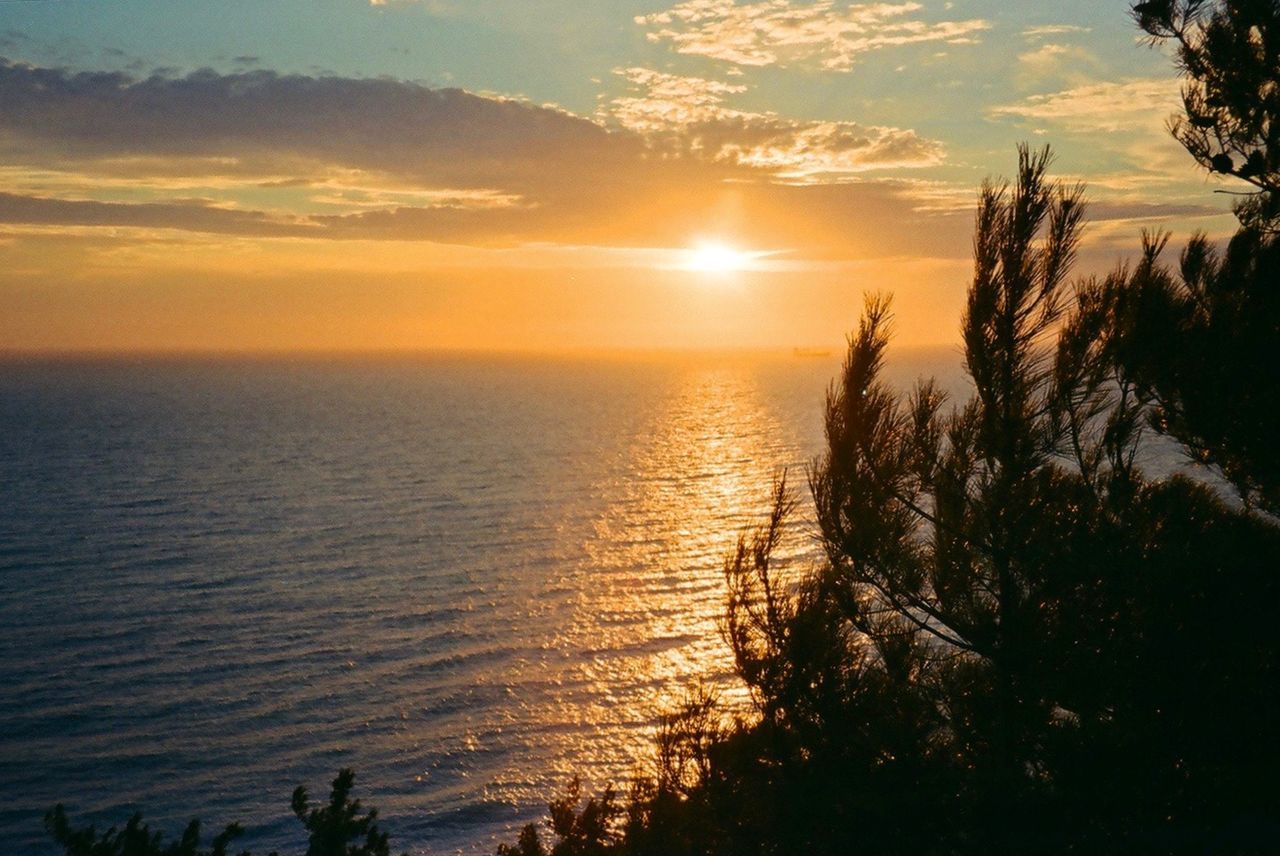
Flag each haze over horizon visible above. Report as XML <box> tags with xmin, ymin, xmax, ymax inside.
<box><xmin>0</xmin><ymin>0</ymin><xmax>1244</xmax><ymax>353</ymax></box>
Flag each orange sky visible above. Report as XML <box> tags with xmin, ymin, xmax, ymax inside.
<box><xmin>0</xmin><ymin>2</ymin><xmax>1247</xmax><ymax>353</ymax></box>
<box><xmin>1</xmin><ymin>228</ymin><xmax>974</xmax><ymax>351</ymax></box>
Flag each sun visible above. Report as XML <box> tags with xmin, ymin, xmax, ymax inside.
<box><xmin>684</xmin><ymin>242</ymin><xmax>755</xmax><ymax>274</ymax></box>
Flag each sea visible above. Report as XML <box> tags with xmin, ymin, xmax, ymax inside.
<box><xmin>0</xmin><ymin>348</ymin><xmax>1183</xmax><ymax>854</ymax></box>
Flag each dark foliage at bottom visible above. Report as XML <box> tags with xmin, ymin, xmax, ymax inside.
<box><xmin>46</xmin><ymin>769</ymin><xmax>403</xmax><ymax>856</ymax></box>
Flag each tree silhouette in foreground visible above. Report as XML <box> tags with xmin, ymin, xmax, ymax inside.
<box><xmin>499</xmin><ymin>146</ymin><xmax>1280</xmax><ymax>854</ymax></box>
<box><xmin>1134</xmin><ymin>0</ymin><xmax>1280</xmax><ymax>228</ymax></box>
<box><xmin>1119</xmin><ymin>0</ymin><xmax>1280</xmax><ymax>513</ymax></box>
<box><xmin>290</xmin><ymin>769</ymin><xmax>401</xmax><ymax>856</ymax></box>
<box><xmin>799</xmin><ymin>145</ymin><xmax>1280</xmax><ymax>851</ymax></box>
<box><xmin>496</xmin><ymin>778</ymin><xmax>624</xmax><ymax>856</ymax></box>
<box><xmin>1109</xmin><ymin>228</ymin><xmax>1280</xmax><ymax>514</ymax></box>
<box><xmin>44</xmin><ymin>807</ymin><xmax>247</xmax><ymax>856</ymax></box>
<box><xmin>46</xmin><ymin>770</ymin><xmax>404</xmax><ymax>856</ymax></box>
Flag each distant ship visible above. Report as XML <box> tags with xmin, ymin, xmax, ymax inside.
<box><xmin>792</xmin><ymin>347</ymin><xmax>833</xmax><ymax>358</ymax></box>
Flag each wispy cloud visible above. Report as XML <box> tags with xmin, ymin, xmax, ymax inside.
<box><xmin>606</xmin><ymin>67</ymin><xmax>749</xmax><ymax>133</ymax></box>
<box><xmin>0</xmin><ymin>59</ymin><xmax>967</xmax><ymax>257</ymax></box>
<box><xmin>368</xmin><ymin>0</ymin><xmax>459</xmax><ymax>12</ymax></box>
<box><xmin>605</xmin><ymin>67</ymin><xmax>943</xmax><ymax>178</ymax></box>
<box><xmin>1021</xmin><ymin>24</ymin><xmax>1092</xmax><ymax>39</ymax></box>
<box><xmin>1016</xmin><ymin>43</ymin><xmax>1100</xmax><ymax>80</ymax></box>
<box><xmin>635</xmin><ymin>0</ymin><xmax>989</xmax><ymax>70</ymax></box>
<box><xmin>989</xmin><ymin>78</ymin><xmax>1179</xmax><ymax>133</ymax></box>
<box><xmin>0</xmin><ymin>192</ymin><xmax>319</xmax><ymax>239</ymax></box>
<box><xmin>988</xmin><ymin>77</ymin><xmax>1225</xmax><ymax>210</ymax></box>
<box><xmin>885</xmin><ymin>177</ymin><xmax>978</xmax><ymax>213</ymax></box>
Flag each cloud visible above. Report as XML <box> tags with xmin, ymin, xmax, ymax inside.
<box><xmin>0</xmin><ymin>59</ymin><xmax>640</xmax><ymax>191</ymax></box>
<box><xmin>368</xmin><ymin>0</ymin><xmax>463</xmax><ymax>14</ymax></box>
<box><xmin>1016</xmin><ymin>43</ymin><xmax>1100</xmax><ymax>79</ymax></box>
<box><xmin>635</xmin><ymin>0</ymin><xmax>990</xmax><ymax>70</ymax></box>
<box><xmin>0</xmin><ymin>59</ymin><xmax>968</xmax><ymax>257</ymax></box>
<box><xmin>605</xmin><ymin>67</ymin><xmax>943</xmax><ymax>179</ymax></box>
<box><xmin>605</xmin><ymin>67</ymin><xmax>748</xmax><ymax>133</ymax></box>
<box><xmin>988</xmin><ymin>78</ymin><xmax>1229</xmax><ymax>211</ymax></box>
<box><xmin>0</xmin><ymin>192</ymin><xmax>318</xmax><ymax>238</ymax></box>
<box><xmin>0</xmin><ymin>183</ymin><xmax>973</xmax><ymax>262</ymax></box>
<box><xmin>1021</xmin><ymin>24</ymin><xmax>1092</xmax><ymax>39</ymax></box>
<box><xmin>1086</xmin><ymin>200</ymin><xmax>1226</xmax><ymax>223</ymax></box>
<box><xmin>988</xmin><ymin>79</ymin><xmax>1180</xmax><ymax>134</ymax></box>
<box><xmin>884</xmin><ymin>177</ymin><xmax>977</xmax><ymax>213</ymax></box>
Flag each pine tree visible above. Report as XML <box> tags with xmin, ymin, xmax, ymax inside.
<box><xmin>47</xmin><ymin>770</ymin><xmax>405</xmax><ymax>856</ymax></box>
<box><xmin>1121</xmin><ymin>0</ymin><xmax>1280</xmax><ymax>514</ymax></box>
<box><xmin>596</xmin><ymin>146</ymin><xmax>1280</xmax><ymax>854</ymax></box>
<box><xmin>1133</xmin><ymin>0</ymin><xmax>1280</xmax><ymax>228</ymax></box>
<box><xmin>1108</xmin><ymin>228</ymin><xmax>1280</xmax><ymax>513</ymax></box>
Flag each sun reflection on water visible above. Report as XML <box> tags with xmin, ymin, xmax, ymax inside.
<box><xmin>486</xmin><ymin>362</ymin><xmax>819</xmax><ymax>808</ymax></box>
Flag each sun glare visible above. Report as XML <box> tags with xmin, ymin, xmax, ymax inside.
<box><xmin>685</xmin><ymin>242</ymin><xmax>755</xmax><ymax>274</ymax></box>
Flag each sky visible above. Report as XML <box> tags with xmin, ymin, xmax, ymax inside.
<box><xmin>0</xmin><ymin>0</ymin><xmax>1245</xmax><ymax>352</ymax></box>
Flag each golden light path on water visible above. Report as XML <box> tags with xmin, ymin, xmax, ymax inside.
<box><xmin>465</xmin><ymin>360</ymin><xmax>825</xmax><ymax>834</ymax></box>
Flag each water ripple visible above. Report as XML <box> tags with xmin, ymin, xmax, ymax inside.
<box><xmin>0</xmin><ymin>352</ymin><xmax>969</xmax><ymax>854</ymax></box>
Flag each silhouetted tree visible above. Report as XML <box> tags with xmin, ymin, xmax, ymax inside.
<box><xmin>1108</xmin><ymin>228</ymin><xmax>1280</xmax><ymax>513</ymax></box>
<box><xmin>291</xmin><ymin>769</ymin><xmax>403</xmax><ymax>856</ymax></box>
<box><xmin>1118</xmin><ymin>0</ymin><xmax>1280</xmax><ymax>514</ymax></box>
<box><xmin>783</xmin><ymin>147</ymin><xmax>1278</xmax><ymax>850</ymax></box>
<box><xmin>47</xmin><ymin>770</ymin><xmax>404</xmax><ymax>856</ymax></box>
<box><xmin>499</xmin><ymin>13</ymin><xmax>1280</xmax><ymax>856</ymax></box>
<box><xmin>797</xmin><ymin>146</ymin><xmax>1179</xmax><ymax>850</ymax></box>
<box><xmin>500</xmin><ymin>143</ymin><xmax>1280</xmax><ymax>855</ymax></box>
<box><xmin>498</xmin><ymin>778</ymin><xmax>623</xmax><ymax>856</ymax></box>
<box><xmin>45</xmin><ymin>807</ymin><xmax>247</xmax><ymax>856</ymax></box>
<box><xmin>1133</xmin><ymin>0</ymin><xmax>1280</xmax><ymax>228</ymax></box>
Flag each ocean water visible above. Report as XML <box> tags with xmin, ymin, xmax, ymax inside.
<box><xmin>0</xmin><ymin>352</ymin><xmax>861</xmax><ymax>853</ymax></box>
<box><xmin>0</xmin><ymin>347</ymin><xmax>1108</xmax><ymax>854</ymax></box>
